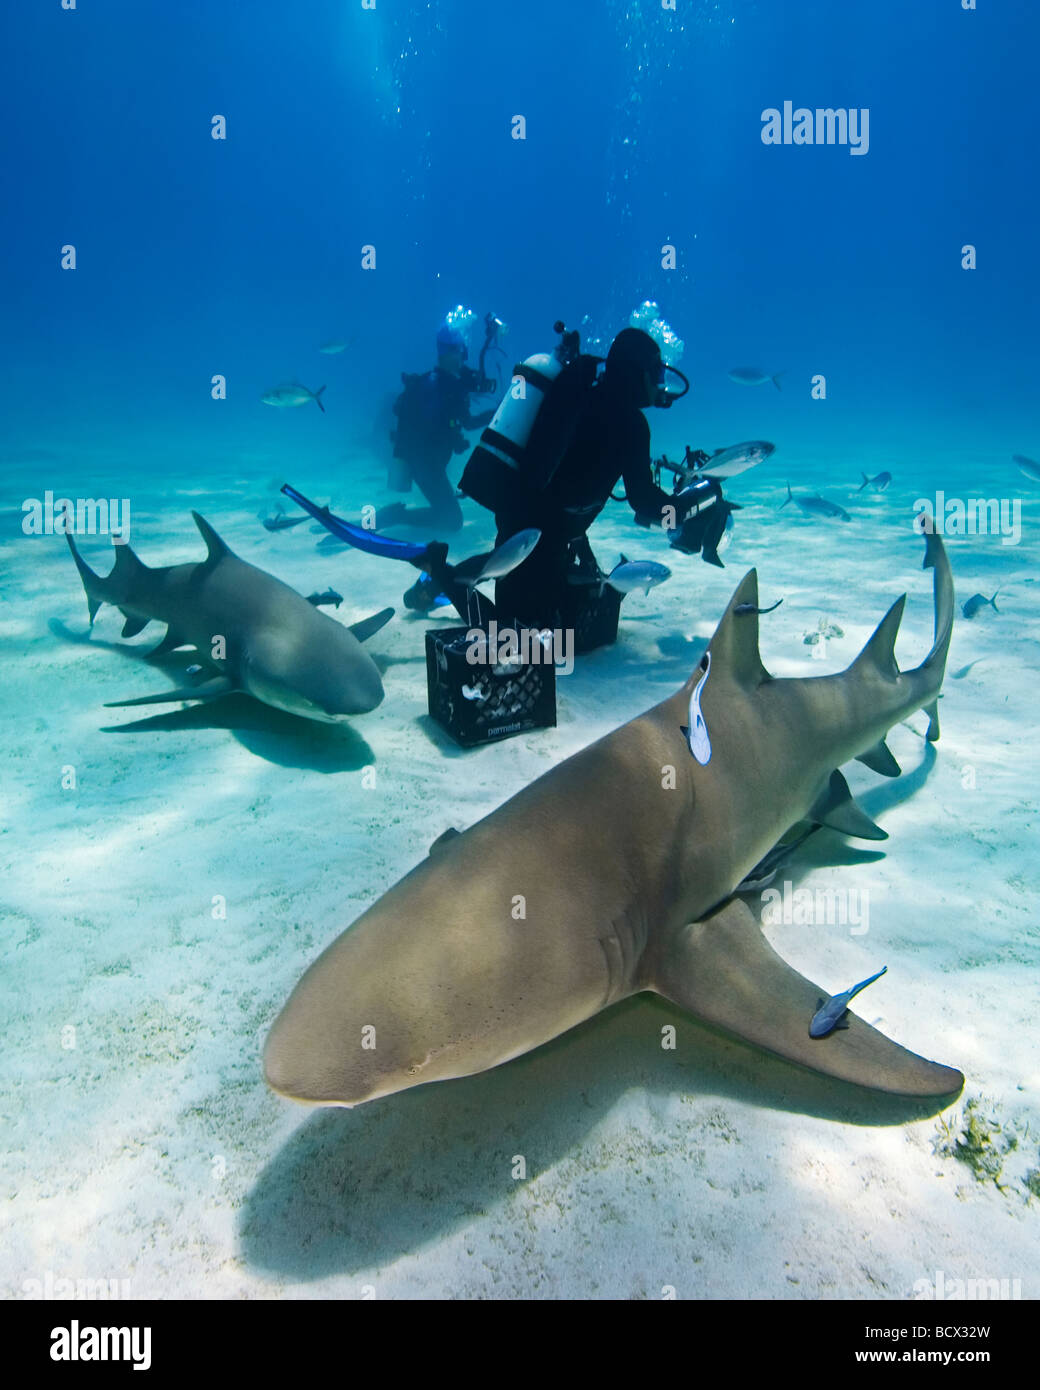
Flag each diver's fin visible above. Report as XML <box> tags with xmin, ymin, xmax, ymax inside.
<box><xmin>429</xmin><ymin>827</ymin><xmax>461</xmax><ymax>856</ymax></box>
<box><xmin>348</xmin><ymin>607</ymin><xmax>394</xmax><ymax>643</ymax></box>
<box><xmin>191</xmin><ymin>512</ymin><xmax>234</xmax><ymax>568</ymax></box>
<box><xmin>119</xmin><ymin>612</ymin><xmax>150</xmax><ymax>638</ymax></box>
<box><xmin>150</xmin><ymin>626</ymin><xmax>190</xmax><ymax>656</ymax></box>
<box><xmin>104</xmin><ymin>677</ymin><xmax>234</xmax><ymax>708</ymax></box>
<box><xmin>855</xmin><ymin>739</ymin><xmax>902</xmax><ymax>778</ymax></box>
<box><xmin>656</xmin><ymin>897</ymin><xmax>963</xmax><ymax>1097</ymax></box>
<box><xmin>808</xmin><ymin>769</ymin><xmax>888</xmax><ymax>840</ymax></box>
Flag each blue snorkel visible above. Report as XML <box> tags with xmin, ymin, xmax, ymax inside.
<box><xmin>281</xmin><ymin>484</ymin><xmax>431</xmax><ymax>564</ymax></box>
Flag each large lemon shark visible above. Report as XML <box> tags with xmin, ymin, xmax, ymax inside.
<box><xmin>66</xmin><ymin>512</ymin><xmax>392</xmax><ymax>722</ymax></box>
<box><xmin>265</xmin><ymin>520</ymin><xmax>962</xmax><ymax>1104</ymax></box>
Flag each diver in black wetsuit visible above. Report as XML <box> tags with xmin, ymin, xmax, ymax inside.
<box><xmin>379</xmin><ymin>326</ymin><xmax>495</xmax><ymax>535</ymax></box>
<box><xmin>419</xmin><ymin>327</ymin><xmax>728</xmax><ymax>631</ymax></box>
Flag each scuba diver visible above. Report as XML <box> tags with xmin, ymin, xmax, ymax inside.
<box><xmin>407</xmin><ymin>322</ymin><xmax>737</xmax><ymax>627</ymax></box>
<box><xmin>379</xmin><ymin>315</ymin><xmax>501</xmax><ymax>537</ymax></box>
<box><xmin>284</xmin><ymin>319</ymin><xmax>739</xmax><ymax>642</ymax></box>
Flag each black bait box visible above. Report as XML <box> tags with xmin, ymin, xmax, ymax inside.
<box><xmin>424</xmin><ymin>625</ymin><xmax>557</xmax><ymax>748</ymax></box>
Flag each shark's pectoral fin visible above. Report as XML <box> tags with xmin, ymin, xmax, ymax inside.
<box><xmin>855</xmin><ymin>739</ymin><xmax>901</xmax><ymax>778</ymax></box>
<box><xmin>104</xmin><ymin>676</ymin><xmax>234</xmax><ymax>708</ymax></box>
<box><xmin>349</xmin><ymin>607</ymin><xmax>395</xmax><ymax>643</ymax></box>
<box><xmin>809</xmin><ymin>769</ymin><xmax>888</xmax><ymax>840</ymax></box>
<box><xmin>655</xmin><ymin>898</ymin><xmax>963</xmax><ymax>1097</ymax></box>
<box><xmin>429</xmin><ymin>827</ymin><xmax>461</xmax><ymax>855</ymax></box>
<box><xmin>150</xmin><ymin>626</ymin><xmax>191</xmax><ymax>656</ymax></box>
<box><xmin>119</xmin><ymin>611</ymin><xmax>150</xmax><ymax>638</ymax></box>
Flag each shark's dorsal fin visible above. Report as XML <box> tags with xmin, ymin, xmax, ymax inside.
<box><xmin>111</xmin><ymin>541</ymin><xmax>149</xmax><ymax>579</ymax></box>
<box><xmin>191</xmin><ymin>512</ymin><xmax>234</xmax><ymax>566</ymax></box>
<box><xmin>809</xmin><ymin>769</ymin><xmax>888</xmax><ymax>840</ymax></box>
<box><xmin>349</xmin><ymin>607</ymin><xmax>395</xmax><ymax>643</ymax></box>
<box><xmin>706</xmin><ymin>569</ymin><xmax>769</xmax><ymax>688</ymax></box>
<box><xmin>855</xmin><ymin>740</ymin><xmax>901</xmax><ymax>778</ymax></box>
<box><xmin>850</xmin><ymin>593</ymin><xmax>905</xmax><ymax>680</ymax></box>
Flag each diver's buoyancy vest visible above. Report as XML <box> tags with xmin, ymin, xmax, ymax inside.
<box><xmin>459</xmin><ymin>352</ymin><xmax>601</xmax><ymax>514</ymax></box>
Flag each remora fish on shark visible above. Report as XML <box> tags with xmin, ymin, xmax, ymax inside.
<box><xmin>66</xmin><ymin>513</ymin><xmax>393</xmax><ymax>722</ymax></box>
<box><xmin>265</xmin><ymin>518</ymin><xmax>962</xmax><ymax>1106</ymax></box>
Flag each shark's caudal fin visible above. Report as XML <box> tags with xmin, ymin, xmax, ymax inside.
<box><xmin>66</xmin><ymin>531</ymin><xmax>150</xmax><ymax>625</ymax></box>
<box><xmin>705</xmin><ymin>570</ymin><xmax>770</xmax><ymax>688</ymax></box>
<box><xmin>657</xmin><ymin>898</ymin><xmax>963</xmax><ymax>1097</ymax></box>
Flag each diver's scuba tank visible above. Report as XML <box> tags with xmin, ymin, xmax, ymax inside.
<box><xmin>459</xmin><ymin>321</ymin><xmax>601</xmax><ymax>515</ymax></box>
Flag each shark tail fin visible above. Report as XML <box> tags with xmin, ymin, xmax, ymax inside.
<box><xmin>65</xmin><ymin>530</ymin><xmax>105</xmax><ymax>625</ymax></box>
<box><xmin>779</xmin><ymin>482</ymin><xmax>792</xmax><ymax>511</ymax></box>
<box><xmin>857</xmin><ymin>472</ymin><xmax>869</xmax><ymax>492</ymax></box>
<box><xmin>706</xmin><ymin>569</ymin><xmax>769</xmax><ymax>689</ymax></box>
<box><xmin>315</xmin><ymin>386</ymin><xmax>327</xmax><ymax>413</ymax></box>
<box><xmin>656</xmin><ymin>898</ymin><xmax>963</xmax><ymax>1097</ymax></box>
<box><xmin>913</xmin><ymin>516</ymin><xmax>955</xmax><ymax>705</ymax></box>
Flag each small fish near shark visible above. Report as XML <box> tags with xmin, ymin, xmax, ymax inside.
<box><xmin>780</xmin><ymin>484</ymin><xmax>851</xmax><ymax>521</ymax></box>
<box><xmin>810</xmin><ymin>966</ymin><xmax>888</xmax><ymax>1038</ymax></box>
<box><xmin>262</xmin><ymin>382</ymin><xmax>327</xmax><ymax>413</ymax></box>
<box><xmin>265</xmin><ymin>516</ymin><xmax>962</xmax><ymax>1109</ymax></box>
<box><xmin>66</xmin><ymin>513</ymin><xmax>393</xmax><ymax>723</ymax></box>
<box><xmin>599</xmin><ymin>556</ymin><xmax>672</xmax><ymax>597</ymax></box>
<box><xmin>307</xmin><ymin>588</ymin><xmax>343</xmax><ymax>609</ymax></box>
<box><xmin>452</xmin><ymin>529</ymin><xmax>542</xmax><ymax>589</ymax></box>
<box><xmin>857</xmin><ymin>471</ymin><xmax>893</xmax><ymax>493</ymax></box>
<box><xmin>962</xmin><ymin>590</ymin><xmax>999</xmax><ymax>620</ymax></box>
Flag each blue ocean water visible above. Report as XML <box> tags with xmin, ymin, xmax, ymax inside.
<box><xmin>2</xmin><ymin>0</ymin><xmax>1038</xmax><ymax>1309</ymax></box>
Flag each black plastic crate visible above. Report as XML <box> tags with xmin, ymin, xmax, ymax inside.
<box><xmin>559</xmin><ymin>579</ymin><xmax>623</xmax><ymax>654</ymax></box>
<box><xmin>425</xmin><ymin>626</ymin><xmax>557</xmax><ymax>748</ymax></box>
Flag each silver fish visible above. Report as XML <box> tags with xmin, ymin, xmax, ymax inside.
<box><xmin>318</xmin><ymin>340</ymin><xmax>349</xmax><ymax>355</ymax></box>
<box><xmin>604</xmin><ymin>557</ymin><xmax>672</xmax><ymax>596</ymax></box>
<box><xmin>697</xmin><ymin>439</ymin><xmax>776</xmax><ymax>480</ymax></box>
<box><xmin>463</xmin><ymin>528</ymin><xmax>541</xmax><ymax>586</ymax></box>
<box><xmin>262</xmin><ymin>382</ymin><xmax>327</xmax><ymax>412</ymax></box>
<box><xmin>780</xmin><ymin>484</ymin><xmax>851</xmax><ymax>521</ymax></box>
<box><xmin>728</xmin><ymin>366</ymin><xmax>784</xmax><ymax>390</ymax></box>
<box><xmin>857</xmin><ymin>470</ymin><xmax>892</xmax><ymax>492</ymax></box>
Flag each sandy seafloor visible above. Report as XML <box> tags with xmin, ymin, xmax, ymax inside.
<box><xmin>2</xmin><ymin>433</ymin><xmax>1038</xmax><ymax>1301</ymax></box>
